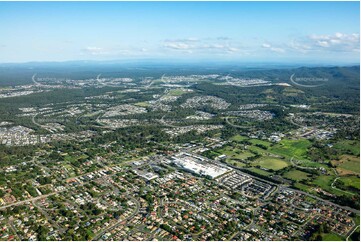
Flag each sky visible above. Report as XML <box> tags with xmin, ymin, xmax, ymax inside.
<box><xmin>0</xmin><ymin>1</ymin><xmax>359</xmax><ymax>64</ymax></box>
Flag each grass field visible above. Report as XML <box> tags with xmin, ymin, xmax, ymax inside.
<box><xmin>217</xmin><ymin>146</ymin><xmax>255</xmax><ymax>160</ymax></box>
<box><xmin>333</xmin><ymin>155</ymin><xmax>360</xmax><ymax>175</ymax></box>
<box><xmin>312</xmin><ymin>175</ymin><xmax>351</xmax><ymax>196</ymax></box>
<box><xmin>134</xmin><ymin>102</ymin><xmax>150</xmax><ymax>107</ymax></box>
<box><xmin>248</xmin><ymin>167</ymin><xmax>272</xmax><ymax>176</ymax></box>
<box><xmin>167</xmin><ymin>89</ymin><xmax>189</xmax><ymax>96</ymax></box>
<box><xmin>269</xmin><ymin>139</ymin><xmax>311</xmax><ymax>160</ymax></box>
<box><xmin>252</xmin><ymin>156</ymin><xmax>289</xmax><ymax>170</ymax></box>
<box><xmin>313</xmin><ymin>175</ymin><xmax>334</xmax><ymax>190</ymax></box>
<box><xmin>231</xmin><ymin>135</ymin><xmax>248</xmax><ymax>142</ymax></box>
<box><xmin>334</xmin><ymin>140</ymin><xmax>360</xmax><ymax>156</ymax></box>
<box><xmin>338</xmin><ymin>176</ymin><xmax>360</xmax><ymax>190</ymax></box>
<box><xmin>321</xmin><ymin>233</ymin><xmax>344</xmax><ymax>241</ymax></box>
<box><xmin>248</xmin><ymin>145</ymin><xmax>268</xmax><ymax>155</ymax></box>
<box><xmin>226</xmin><ymin>159</ymin><xmax>247</xmax><ymax>168</ymax></box>
<box><xmin>249</xmin><ymin>139</ymin><xmax>272</xmax><ymax>148</ymax></box>
<box><xmin>295</xmin><ymin>159</ymin><xmax>326</xmax><ymax>168</ymax></box>
<box><xmin>294</xmin><ymin>182</ymin><xmax>312</xmax><ymax>193</ymax></box>
<box><xmin>283</xmin><ymin>169</ymin><xmax>311</xmax><ymax>181</ymax></box>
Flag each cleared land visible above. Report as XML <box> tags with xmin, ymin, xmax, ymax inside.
<box><xmin>332</xmin><ymin>155</ymin><xmax>360</xmax><ymax>175</ymax></box>
<box><xmin>338</xmin><ymin>176</ymin><xmax>360</xmax><ymax>190</ymax></box>
<box><xmin>334</xmin><ymin>140</ymin><xmax>360</xmax><ymax>156</ymax></box>
<box><xmin>283</xmin><ymin>169</ymin><xmax>310</xmax><ymax>181</ymax></box>
<box><xmin>321</xmin><ymin>233</ymin><xmax>344</xmax><ymax>241</ymax></box>
<box><xmin>230</xmin><ymin>135</ymin><xmax>248</xmax><ymax>142</ymax></box>
<box><xmin>248</xmin><ymin>167</ymin><xmax>272</xmax><ymax>176</ymax></box>
<box><xmin>217</xmin><ymin>146</ymin><xmax>255</xmax><ymax>160</ymax></box>
<box><xmin>269</xmin><ymin>139</ymin><xmax>311</xmax><ymax>160</ymax></box>
<box><xmin>252</xmin><ymin>156</ymin><xmax>289</xmax><ymax>170</ymax></box>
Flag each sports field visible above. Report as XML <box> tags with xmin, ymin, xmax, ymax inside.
<box><xmin>252</xmin><ymin>156</ymin><xmax>289</xmax><ymax>170</ymax></box>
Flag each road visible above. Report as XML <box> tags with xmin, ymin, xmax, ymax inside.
<box><xmin>32</xmin><ymin>200</ymin><xmax>66</xmax><ymax>234</ymax></box>
<box><xmin>32</xmin><ymin>73</ymin><xmax>41</xmax><ymax>86</ymax></box>
<box><xmin>284</xmin><ymin>186</ymin><xmax>360</xmax><ymax>214</ymax></box>
<box><xmin>346</xmin><ymin>225</ymin><xmax>359</xmax><ymax>241</ymax></box>
<box><xmin>92</xmin><ymin>197</ymin><xmax>140</xmax><ymax>241</ymax></box>
<box><xmin>8</xmin><ymin>218</ymin><xmax>23</xmax><ymax>240</ymax></box>
<box><xmin>331</xmin><ymin>175</ymin><xmax>354</xmax><ymax>196</ymax></box>
<box><xmin>290</xmin><ymin>156</ymin><xmax>318</xmax><ymax>170</ymax></box>
<box><xmin>0</xmin><ymin>192</ymin><xmax>60</xmax><ymax>210</ymax></box>
<box><xmin>223</xmin><ymin>159</ymin><xmax>360</xmax><ymax>215</ymax></box>
<box><xmin>225</xmin><ymin>116</ymin><xmax>248</xmax><ymax>129</ymax></box>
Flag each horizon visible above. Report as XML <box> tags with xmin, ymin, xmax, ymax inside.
<box><xmin>0</xmin><ymin>1</ymin><xmax>359</xmax><ymax>64</ymax></box>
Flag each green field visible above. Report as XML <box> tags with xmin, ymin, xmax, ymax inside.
<box><xmin>283</xmin><ymin>169</ymin><xmax>311</xmax><ymax>181</ymax></box>
<box><xmin>230</xmin><ymin>135</ymin><xmax>248</xmax><ymax>142</ymax></box>
<box><xmin>269</xmin><ymin>139</ymin><xmax>311</xmax><ymax>160</ymax></box>
<box><xmin>248</xmin><ymin>145</ymin><xmax>268</xmax><ymax>155</ymax></box>
<box><xmin>312</xmin><ymin>175</ymin><xmax>351</xmax><ymax>196</ymax></box>
<box><xmin>338</xmin><ymin>156</ymin><xmax>360</xmax><ymax>174</ymax></box>
<box><xmin>332</xmin><ymin>155</ymin><xmax>360</xmax><ymax>175</ymax></box>
<box><xmin>167</xmin><ymin>89</ymin><xmax>189</xmax><ymax>96</ymax></box>
<box><xmin>226</xmin><ymin>159</ymin><xmax>247</xmax><ymax>168</ymax></box>
<box><xmin>338</xmin><ymin>176</ymin><xmax>360</xmax><ymax>190</ymax></box>
<box><xmin>294</xmin><ymin>182</ymin><xmax>312</xmax><ymax>193</ymax></box>
<box><xmin>252</xmin><ymin>156</ymin><xmax>289</xmax><ymax>170</ymax></box>
<box><xmin>294</xmin><ymin>159</ymin><xmax>326</xmax><ymax>168</ymax></box>
<box><xmin>217</xmin><ymin>146</ymin><xmax>255</xmax><ymax>160</ymax></box>
<box><xmin>313</xmin><ymin>175</ymin><xmax>334</xmax><ymax>190</ymax></box>
<box><xmin>321</xmin><ymin>233</ymin><xmax>344</xmax><ymax>241</ymax></box>
<box><xmin>334</xmin><ymin>140</ymin><xmax>360</xmax><ymax>156</ymax></box>
<box><xmin>248</xmin><ymin>167</ymin><xmax>272</xmax><ymax>176</ymax></box>
<box><xmin>134</xmin><ymin>102</ymin><xmax>150</xmax><ymax>107</ymax></box>
<box><xmin>249</xmin><ymin>139</ymin><xmax>272</xmax><ymax>148</ymax></box>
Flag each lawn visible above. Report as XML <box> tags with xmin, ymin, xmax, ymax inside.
<box><xmin>283</xmin><ymin>169</ymin><xmax>311</xmax><ymax>181</ymax></box>
<box><xmin>269</xmin><ymin>139</ymin><xmax>311</xmax><ymax>160</ymax></box>
<box><xmin>252</xmin><ymin>156</ymin><xmax>290</xmax><ymax>170</ymax></box>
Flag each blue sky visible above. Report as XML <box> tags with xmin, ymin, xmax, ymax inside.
<box><xmin>0</xmin><ymin>1</ymin><xmax>359</xmax><ymax>64</ymax></box>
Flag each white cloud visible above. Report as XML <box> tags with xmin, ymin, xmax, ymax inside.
<box><xmin>291</xmin><ymin>32</ymin><xmax>360</xmax><ymax>52</ymax></box>
<box><xmin>262</xmin><ymin>43</ymin><xmax>285</xmax><ymax>53</ymax></box>
<box><xmin>83</xmin><ymin>46</ymin><xmax>108</xmax><ymax>55</ymax></box>
<box><xmin>163</xmin><ymin>37</ymin><xmax>241</xmax><ymax>54</ymax></box>
<box><xmin>81</xmin><ymin>46</ymin><xmax>151</xmax><ymax>58</ymax></box>
<box><xmin>163</xmin><ymin>41</ymin><xmax>192</xmax><ymax>50</ymax></box>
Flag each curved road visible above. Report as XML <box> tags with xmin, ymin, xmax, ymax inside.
<box><xmin>92</xmin><ymin>197</ymin><xmax>140</xmax><ymax>241</ymax></box>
